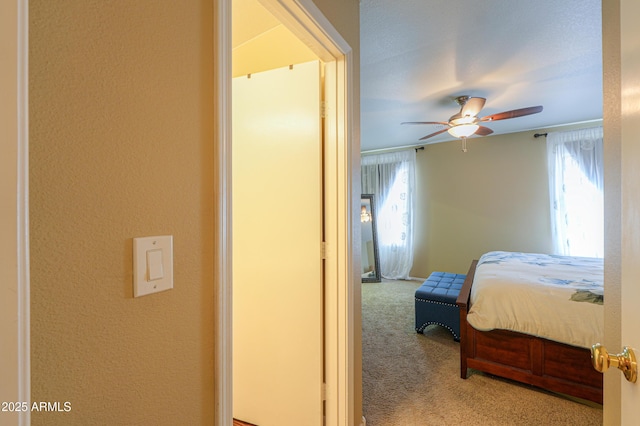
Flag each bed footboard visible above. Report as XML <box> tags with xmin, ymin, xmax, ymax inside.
<box><xmin>455</xmin><ymin>259</ymin><xmax>603</xmax><ymax>404</ymax></box>
<box><xmin>455</xmin><ymin>260</ymin><xmax>476</xmax><ymax>379</ymax></box>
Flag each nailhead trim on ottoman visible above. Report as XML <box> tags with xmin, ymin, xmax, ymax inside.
<box><xmin>415</xmin><ymin>272</ymin><xmax>465</xmax><ymax>341</ymax></box>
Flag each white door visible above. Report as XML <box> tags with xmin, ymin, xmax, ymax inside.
<box><xmin>619</xmin><ymin>0</ymin><xmax>640</xmax><ymax>421</ymax></box>
<box><xmin>232</xmin><ymin>60</ymin><xmax>323</xmax><ymax>426</ymax></box>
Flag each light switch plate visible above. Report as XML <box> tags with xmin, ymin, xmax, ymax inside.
<box><xmin>133</xmin><ymin>235</ymin><xmax>173</xmax><ymax>297</ymax></box>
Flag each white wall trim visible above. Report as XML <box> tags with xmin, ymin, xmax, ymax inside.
<box><xmin>217</xmin><ymin>0</ymin><xmax>356</xmax><ymax>424</ymax></box>
<box><xmin>259</xmin><ymin>0</ymin><xmax>351</xmax><ymax>61</ymax></box>
<box><xmin>214</xmin><ymin>0</ymin><xmax>233</xmax><ymax>424</ymax></box>
<box><xmin>323</xmin><ymin>52</ymin><xmax>357</xmax><ymax>425</ymax></box>
<box><xmin>18</xmin><ymin>0</ymin><xmax>31</xmax><ymax>424</ymax></box>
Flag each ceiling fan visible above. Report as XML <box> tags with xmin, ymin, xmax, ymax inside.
<box><xmin>402</xmin><ymin>96</ymin><xmax>543</xmax><ymax>151</ymax></box>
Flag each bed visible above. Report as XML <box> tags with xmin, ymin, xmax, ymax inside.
<box><xmin>456</xmin><ymin>251</ymin><xmax>604</xmax><ymax>404</ymax></box>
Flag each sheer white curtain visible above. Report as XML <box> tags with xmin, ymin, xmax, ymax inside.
<box><xmin>361</xmin><ymin>150</ymin><xmax>416</xmax><ymax>279</ymax></box>
<box><xmin>547</xmin><ymin>127</ymin><xmax>603</xmax><ymax>257</ymax></box>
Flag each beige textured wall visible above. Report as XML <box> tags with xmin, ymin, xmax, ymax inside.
<box><xmin>411</xmin><ymin>124</ymin><xmax>599</xmax><ymax>278</ymax></box>
<box><xmin>313</xmin><ymin>0</ymin><xmax>359</xmax><ymax>52</ymax></box>
<box><xmin>1</xmin><ymin>1</ymin><xmax>19</xmax><ymax>423</ymax></box>
<box><xmin>29</xmin><ymin>1</ymin><xmax>215</xmax><ymax>424</ymax></box>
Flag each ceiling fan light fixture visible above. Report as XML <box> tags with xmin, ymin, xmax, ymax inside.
<box><xmin>448</xmin><ymin>123</ymin><xmax>479</xmax><ymax>138</ymax></box>
<box><xmin>401</xmin><ymin>95</ymin><xmax>543</xmax><ymax>143</ymax></box>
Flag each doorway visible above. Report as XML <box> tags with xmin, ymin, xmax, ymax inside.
<box><xmin>216</xmin><ymin>0</ymin><xmax>358</xmax><ymax>424</ymax></box>
<box><xmin>232</xmin><ymin>57</ymin><xmax>324</xmax><ymax>424</ymax></box>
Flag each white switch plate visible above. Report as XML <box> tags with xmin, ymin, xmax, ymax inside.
<box><xmin>133</xmin><ymin>235</ymin><xmax>173</xmax><ymax>297</ymax></box>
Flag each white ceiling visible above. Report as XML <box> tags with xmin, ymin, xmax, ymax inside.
<box><xmin>360</xmin><ymin>0</ymin><xmax>603</xmax><ymax>152</ymax></box>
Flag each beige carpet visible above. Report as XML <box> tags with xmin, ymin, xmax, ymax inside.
<box><xmin>362</xmin><ymin>279</ymin><xmax>603</xmax><ymax>426</ymax></box>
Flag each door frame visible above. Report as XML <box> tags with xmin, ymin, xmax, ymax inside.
<box><xmin>2</xmin><ymin>0</ymin><xmax>30</xmax><ymax>425</ymax></box>
<box><xmin>213</xmin><ymin>1</ymin><xmax>358</xmax><ymax>425</ymax></box>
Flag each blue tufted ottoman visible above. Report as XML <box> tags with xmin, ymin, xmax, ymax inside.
<box><xmin>415</xmin><ymin>271</ymin><xmax>466</xmax><ymax>341</ymax></box>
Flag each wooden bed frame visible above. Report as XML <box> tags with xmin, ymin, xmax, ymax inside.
<box><xmin>456</xmin><ymin>259</ymin><xmax>603</xmax><ymax>404</ymax></box>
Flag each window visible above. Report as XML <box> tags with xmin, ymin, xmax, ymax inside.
<box><xmin>547</xmin><ymin>127</ymin><xmax>603</xmax><ymax>257</ymax></box>
<box><xmin>361</xmin><ymin>150</ymin><xmax>416</xmax><ymax>279</ymax></box>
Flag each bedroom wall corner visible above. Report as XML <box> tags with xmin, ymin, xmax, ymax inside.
<box><xmin>412</xmin><ymin>130</ymin><xmax>553</xmax><ymax>278</ymax></box>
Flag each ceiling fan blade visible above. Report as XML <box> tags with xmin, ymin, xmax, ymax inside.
<box><xmin>481</xmin><ymin>105</ymin><xmax>543</xmax><ymax>122</ymax></box>
<box><xmin>401</xmin><ymin>121</ymin><xmax>448</xmax><ymax>126</ymax></box>
<box><xmin>475</xmin><ymin>126</ymin><xmax>494</xmax><ymax>136</ymax></box>
<box><xmin>460</xmin><ymin>97</ymin><xmax>486</xmax><ymax>117</ymax></box>
<box><xmin>419</xmin><ymin>128</ymin><xmax>449</xmax><ymax>140</ymax></box>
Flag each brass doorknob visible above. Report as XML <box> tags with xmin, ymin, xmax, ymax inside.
<box><xmin>591</xmin><ymin>343</ymin><xmax>638</xmax><ymax>383</ymax></box>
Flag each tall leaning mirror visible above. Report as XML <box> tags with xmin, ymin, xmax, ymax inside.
<box><xmin>361</xmin><ymin>194</ymin><xmax>381</xmax><ymax>283</ymax></box>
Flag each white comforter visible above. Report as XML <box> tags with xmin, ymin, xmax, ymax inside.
<box><xmin>467</xmin><ymin>251</ymin><xmax>604</xmax><ymax>349</ymax></box>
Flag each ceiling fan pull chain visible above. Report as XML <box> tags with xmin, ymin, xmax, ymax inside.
<box><xmin>461</xmin><ymin>137</ymin><xmax>468</xmax><ymax>153</ymax></box>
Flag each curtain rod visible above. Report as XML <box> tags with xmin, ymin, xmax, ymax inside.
<box><xmin>362</xmin><ymin>144</ymin><xmax>426</xmax><ymax>155</ymax></box>
<box><xmin>363</xmin><ymin>120</ymin><xmax>604</xmax><ymax>153</ymax></box>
